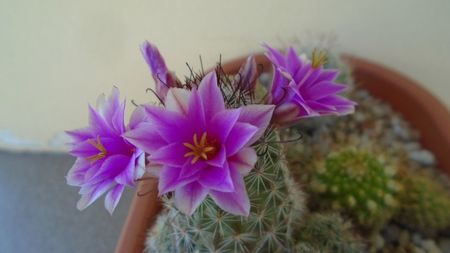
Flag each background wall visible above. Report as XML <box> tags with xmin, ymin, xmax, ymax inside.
<box><xmin>1</xmin><ymin>0</ymin><xmax>449</xmax><ymax>151</ymax></box>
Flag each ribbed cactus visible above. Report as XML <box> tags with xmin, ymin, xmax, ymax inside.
<box><xmin>146</xmin><ymin>131</ymin><xmax>304</xmax><ymax>253</ymax></box>
<box><xmin>395</xmin><ymin>171</ymin><xmax>450</xmax><ymax>234</ymax></box>
<box><xmin>295</xmin><ymin>212</ymin><xmax>364</xmax><ymax>253</ymax></box>
<box><xmin>308</xmin><ymin>148</ymin><xmax>400</xmax><ymax>228</ymax></box>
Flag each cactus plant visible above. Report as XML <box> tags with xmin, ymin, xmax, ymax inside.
<box><xmin>307</xmin><ymin>148</ymin><xmax>400</xmax><ymax>228</ymax></box>
<box><xmin>146</xmin><ymin>131</ymin><xmax>304</xmax><ymax>253</ymax></box>
<box><xmin>395</xmin><ymin>171</ymin><xmax>450</xmax><ymax>235</ymax></box>
<box><xmin>295</xmin><ymin>212</ymin><xmax>364</xmax><ymax>253</ymax></box>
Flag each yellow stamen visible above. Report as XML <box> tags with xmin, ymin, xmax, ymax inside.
<box><xmin>183</xmin><ymin>132</ymin><xmax>216</xmax><ymax>164</ymax></box>
<box><xmin>87</xmin><ymin>136</ymin><xmax>107</xmax><ymax>162</ymax></box>
<box><xmin>311</xmin><ymin>48</ymin><xmax>328</xmax><ymax>68</ymax></box>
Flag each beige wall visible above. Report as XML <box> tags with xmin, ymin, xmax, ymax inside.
<box><xmin>1</xmin><ymin>0</ymin><xmax>449</xmax><ymax>151</ymax></box>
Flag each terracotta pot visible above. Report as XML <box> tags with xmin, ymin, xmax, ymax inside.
<box><xmin>114</xmin><ymin>54</ymin><xmax>450</xmax><ymax>253</ymax></box>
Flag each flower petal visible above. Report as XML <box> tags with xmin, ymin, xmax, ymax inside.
<box><xmin>88</xmin><ymin>105</ymin><xmax>115</xmax><ymax>137</ymax></box>
<box><xmin>128</xmin><ymin>105</ymin><xmax>148</xmax><ymax>130</ymax></box>
<box><xmin>209</xmin><ymin>166</ymin><xmax>250</xmax><ymax>216</ymax></box>
<box><xmin>165</xmin><ymin>88</ymin><xmax>190</xmax><ymax>115</ymax></box>
<box><xmin>114</xmin><ymin>154</ymin><xmax>138</xmax><ymax>187</ymax></box>
<box><xmin>97</xmin><ymin>87</ymin><xmax>125</xmax><ymax>134</ymax></box>
<box><xmin>76</xmin><ymin>179</ymin><xmax>114</xmax><ymax>211</ymax></box>
<box><xmin>143</xmin><ymin>104</ymin><xmax>191</xmax><ymax>142</ymax></box>
<box><xmin>88</xmin><ymin>154</ymin><xmax>131</xmax><ymax>185</ymax></box>
<box><xmin>205</xmin><ymin>144</ymin><xmax>226</xmax><ymax>167</ymax></box>
<box><xmin>141</xmin><ymin>41</ymin><xmax>172</xmax><ymax>99</ymax></box>
<box><xmin>315</xmin><ymin>69</ymin><xmax>339</xmax><ymax>83</ymax></box>
<box><xmin>238</xmin><ymin>104</ymin><xmax>274</xmax><ymax>144</ymax></box>
<box><xmin>207</xmin><ymin>108</ymin><xmax>241</xmax><ymax>143</ymax></box>
<box><xmin>151</xmin><ymin>143</ymin><xmax>187</xmax><ymax>167</ymax></box>
<box><xmin>303</xmin><ymin>82</ymin><xmax>348</xmax><ymax>100</ymax></box>
<box><xmin>263</xmin><ymin>44</ymin><xmax>286</xmax><ymax>67</ymax></box>
<box><xmin>229</xmin><ymin>147</ymin><xmax>257</xmax><ymax>176</ymax></box>
<box><xmin>286</xmin><ymin>47</ymin><xmax>302</xmax><ymax>74</ymax></box>
<box><xmin>174</xmin><ymin>182</ymin><xmax>208</xmax><ymax>215</ymax></box>
<box><xmin>104</xmin><ymin>184</ymin><xmax>125</xmax><ymax>215</ymax></box>
<box><xmin>124</xmin><ymin>122</ymin><xmax>168</xmax><ymax>154</ymax></box>
<box><xmin>179</xmin><ymin>160</ymin><xmax>207</xmax><ymax>179</ymax></box>
<box><xmin>158</xmin><ymin>166</ymin><xmax>195</xmax><ymax>195</ymax></box>
<box><xmin>69</xmin><ymin>139</ymin><xmax>101</xmax><ymax>158</ymax></box>
<box><xmin>199</xmin><ymin>162</ymin><xmax>234</xmax><ymax>192</ymax></box>
<box><xmin>272</xmin><ymin>103</ymin><xmax>301</xmax><ymax>124</ymax></box>
<box><xmin>225</xmin><ymin>123</ymin><xmax>258</xmax><ymax>156</ymax></box>
<box><xmin>66</xmin><ymin>158</ymin><xmax>90</xmax><ymax>186</ymax></box>
<box><xmin>186</xmin><ymin>89</ymin><xmax>206</xmax><ymax>132</ymax></box>
<box><xmin>234</xmin><ymin>55</ymin><xmax>257</xmax><ymax>91</ymax></box>
<box><xmin>66</xmin><ymin>127</ymin><xmax>93</xmax><ymax>142</ymax></box>
<box><xmin>197</xmin><ymin>72</ymin><xmax>225</xmax><ymax>118</ymax></box>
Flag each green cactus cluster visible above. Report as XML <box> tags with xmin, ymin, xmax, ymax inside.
<box><xmin>308</xmin><ymin>148</ymin><xmax>400</xmax><ymax>228</ymax></box>
<box><xmin>295</xmin><ymin>212</ymin><xmax>364</xmax><ymax>253</ymax></box>
<box><xmin>395</xmin><ymin>171</ymin><xmax>450</xmax><ymax>234</ymax></box>
<box><xmin>146</xmin><ymin>131</ymin><xmax>304</xmax><ymax>253</ymax></box>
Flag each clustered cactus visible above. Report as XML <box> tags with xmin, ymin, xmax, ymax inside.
<box><xmin>308</xmin><ymin>148</ymin><xmax>400</xmax><ymax>228</ymax></box>
<box><xmin>294</xmin><ymin>212</ymin><xmax>363</xmax><ymax>253</ymax></box>
<box><xmin>396</xmin><ymin>171</ymin><xmax>450</xmax><ymax>235</ymax></box>
<box><xmin>147</xmin><ymin>131</ymin><xmax>304</xmax><ymax>253</ymax></box>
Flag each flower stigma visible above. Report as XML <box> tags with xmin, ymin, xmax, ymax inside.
<box><xmin>87</xmin><ymin>136</ymin><xmax>107</xmax><ymax>162</ymax></box>
<box><xmin>311</xmin><ymin>48</ymin><xmax>328</xmax><ymax>68</ymax></box>
<box><xmin>183</xmin><ymin>132</ymin><xmax>217</xmax><ymax>164</ymax></box>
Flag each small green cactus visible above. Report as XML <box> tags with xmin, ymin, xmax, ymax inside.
<box><xmin>295</xmin><ymin>212</ymin><xmax>364</xmax><ymax>253</ymax></box>
<box><xmin>147</xmin><ymin>131</ymin><xmax>304</xmax><ymax>253</ymax></box>
<box><xmin>308</xmin><ymin>148</ymin><xmax>400</xmax><ymax>228</ymax></box>
<box><xmin>395</xmin><ymin>171</ymin><xmax>450</xmax><ymax>234</ymax></box>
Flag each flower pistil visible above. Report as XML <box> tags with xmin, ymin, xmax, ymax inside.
<box><xmin>183</xmin><ymin>132</ymin><xmax>216</xmax><ymax>164</ymax></box>
<box><xmin>311</xmin><ymin>48</ymin><xmax>328</xmax><ymax>68</ymax></box>
<box><xmin>87</xmin><ymin>136</ymin><xmax>107</xmax><ymax>162</ymax></box>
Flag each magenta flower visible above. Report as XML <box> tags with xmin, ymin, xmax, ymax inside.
<box><xmin>125</xmin><ymin>72</ymin><xmax>274</xmax><ymax>216</ymax></box>
<box><xmin>66</xmin><ymin>88</ymin><xmax>145</xmax><ymax>214</ymax></box>
<box><xmin>264</xmin><ymin>45</ymin><xmax>356</xmax><ymax>124</ymax></box>
<box><xmin>141</xmin><ymin>41</ymin><xmax>177</xmax><ymax>100</ymax></box>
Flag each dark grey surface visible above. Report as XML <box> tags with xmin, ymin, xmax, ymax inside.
<box><xmin>0</xmin><ymin>150</ymin><xmax>133</xmax><ymax>253</ymax></box>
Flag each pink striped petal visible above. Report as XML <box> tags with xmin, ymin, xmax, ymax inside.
<box><xmin>225</xmin><ymin>123</ymin><xmax>258</xmax><ymax>156</ymax></box>
<box><xmin>104</xmin><ymin>184</ymin><xmax>125</xmax><ymax>215</ymax></box>
<box><xmin>174</xmin><ymin>182</ymin><xmax>208</xmax><ymax>215</ymax></box>
<box><xmin>197</xmin><ymin>72</ymin><xmax>225</xmax><ymax>118</ymax></box>
<box><xmin>229</xmin><ymin>147</ymin><xmax>257</xmax><ymax>176</ymax></box>
<box><xmin>209</xmin><ymin>166</ymin><xmax>250</xmax><ymax>216</ymax></box>
<box><xmin>238</xmin><ymin>104</ymin><xmax>274</xmax><ymax>144</ymax></box>
<box><xmin>199</xmin><ymin>162</ymin><xmax>234</xmax><ymax>192</ymax></box>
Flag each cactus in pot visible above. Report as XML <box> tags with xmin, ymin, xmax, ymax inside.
<box><xmin>147</xmin><ymin>131</ymin><xmax>304</xmax><ymax>252</ymax></box>
<box><xmin>306</xmin><ymin>148</ymin><xmax>400</xmax><ymax>228</ymax></box>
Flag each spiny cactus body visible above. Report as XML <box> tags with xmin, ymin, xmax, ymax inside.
<box><xmin>396</xmin><ymin>172</ymin><xmax>450</xmax><ymax>234</ymax></box>
<box><xmin>147</xmin><ymin>131</ymin><xmax>304</xmax><ymax>253</ymax></box>
<box><xmin>309</xmin><ymin>149</ymin><xmax>400</xmax><ymax>228</ymax></box>
<box><xmin>295</xmin><ymin>212</ymin><xmax>364</xmax><ymax>253</ymax></box>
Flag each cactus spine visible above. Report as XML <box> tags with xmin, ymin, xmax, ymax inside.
<box><xmin>147</xmin><ymin>130</ymin><xmax>304</xmax><ymax>253</ymax></box>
